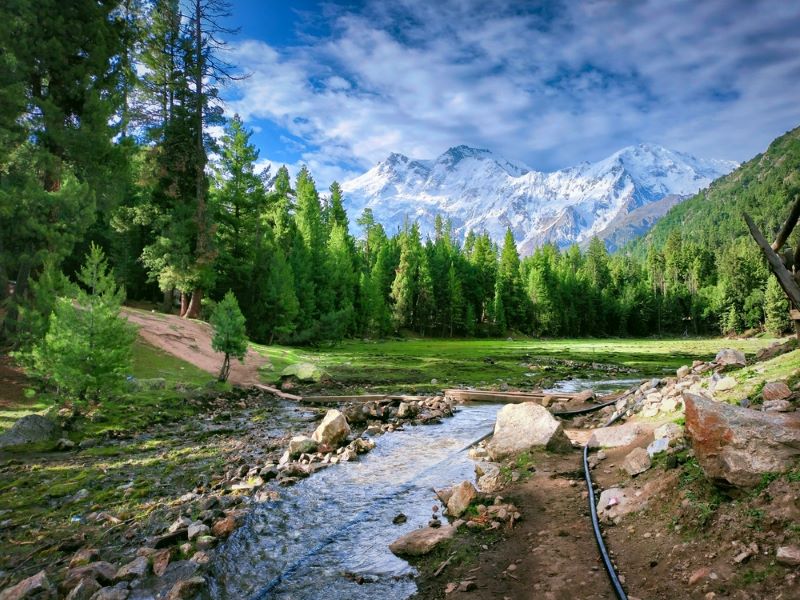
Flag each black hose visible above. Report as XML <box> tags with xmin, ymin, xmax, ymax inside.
<box><xmin>582</xmin><ymin>408</ymin><xmax>628</xmax><ymax>600</ymax></box>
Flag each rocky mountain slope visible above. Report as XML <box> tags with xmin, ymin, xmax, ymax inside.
<box><xmin>342</xmin><ymin>144</ymin><xmax>736</xmax><ymax>253</ymax></box>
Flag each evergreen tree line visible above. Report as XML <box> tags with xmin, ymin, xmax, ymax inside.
<box><xmin>0</xmin><ymin>0</ymin><xmax>794</xmax><ymax>351</ymax></box>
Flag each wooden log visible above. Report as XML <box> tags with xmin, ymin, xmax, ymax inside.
<box><xmin>771</xmin><ymin>195</ymin><xmax>800</xmax><ymax>251</ymax></box>
<box><xmin>252</xmin><ymin>383</ymin><xmax>302</xmax><ymax>402</ymax></box>
<box><xmin>744</xmin><ymin>212</ymin><xmax>800</xmax><ymax>309</ymax></box>
<box><xmin>300</xmin><ymin>394</ymin><xmax>387</xmax><ymax>404</ymax></box>
<box><xmin>443</xmin><ymin>388</ymin><xmax>618</xmax><ymax>404</ymax></box>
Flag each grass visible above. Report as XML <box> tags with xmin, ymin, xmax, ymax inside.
<box><xmin>251</xmin><ymin>337</ymin><xmax>776</xmax><ymax>392</ymax></box>
<box><xmin>131</xmin><ymin>338</ymin><xmax>212</xmax><ymax>387</ymax></box>
<box><xmin>713</xmin><ymin>346</ymin><xmax>800</xmax><ymax>405</ymax></box>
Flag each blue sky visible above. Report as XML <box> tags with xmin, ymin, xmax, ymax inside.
<box><xmin>218</xmin><ymin>0</ymin><xmax>800</xmax><ymax>188</ymax></box>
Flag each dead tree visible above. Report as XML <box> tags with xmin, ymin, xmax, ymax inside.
<box><xmin>744</xmin><ymin>195</ymin><xmax>800</xmax><ymax>338</ymax></box>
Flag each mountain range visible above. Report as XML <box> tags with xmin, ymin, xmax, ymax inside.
<box><xmin>341</xmin><ymin>144</ymin><xmax>737</xmax><ymax>253</ymax></box>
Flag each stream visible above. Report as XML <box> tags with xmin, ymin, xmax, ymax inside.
<box><xmin>209</xmin><ymin>378</ymin><xmax>635</xmax><ymax>599</ymax></box>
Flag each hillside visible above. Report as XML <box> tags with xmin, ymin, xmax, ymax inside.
<box><xmin>631</xmin><ymin>126</ymin><xmax>800</xmax><ymax>256</ymax></box>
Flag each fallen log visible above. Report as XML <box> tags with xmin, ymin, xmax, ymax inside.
<box><xmin>744</xmin><ymin>211</ymin><xmax>800</xmax><ymax>309</ymax></box>
<box><xmin>252</xmin><ymin>383</ymin><xmax>302</xmax><ymax>402</ymax></box>
<box><xmin>300</xmin><ymin>394</ymin><xmax>388</xmax><ymax>404</ymax></box>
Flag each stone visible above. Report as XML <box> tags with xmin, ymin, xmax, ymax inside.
<box><xmin>0</xmin><ymin>571</ymin><xmax>54</xmax><ymax>600</ymax></box>
<box><xmin>776</xmin><ymin>545</ymin><xmax>800</xmax><ymax>566</ymax></box>
<box><xmin>762</xmin><ymin>381</ymin><xmax>792</xmax><ymax>402</ymax></box>
<box><xmin>168</xmin><ymin>517</ymin><xmax>191</xmax><ymax>534</ymax></box>
<box><xmin>287</xmin><ymin>435</ymin><xmax>317</xmax><ymax>458</ymax></box>
<box><xmin>311</xmin><ymin>409</ymin><xmax>351</xmax><ymax>446</ymax></box>
<box><xmin>152</xmin><ymin>549</ymin><xmax>171</xmax><ymax>577</ymax></box>
<box><xmin>114</xmin><ymin>556</ymin><xmax>149</xmax><ymax>582</ymax></box>
<box><xmin>435</xmin><ymin>487</ymin><xmax>454</xmax><ymax>505</ymax></box>
<box><xmin>486</xmin><ymin>402</ymin><xmax>571</xmax><ymax>460</ymax></box>
<box><xmin>457</xmin><ymin>581</ymin><xmax>477</xmax><ymax>592</ymax></box>
<box><xmin>280</xmin><ymin>362</ymin><xmax>328</xmax><ymax>383</ymax></box>
<box><xmin>65</xmin><ymin>578</ymin><xmax>101</xmax><ymax>600</ymax></box>
<box><xmin>763</xmin><ymin>400</ymin><xmax>793</xmax><ymax>412</ymax></box>
<box><xmin>166</xmin><ymin>577</ymin><xmax>206</xmax><ymax>600</ymax></box>
<box><xmin>389</xmin><ymin>525</ymin><xmax>457</xmax><ymax>557</ymax></box>
<box><xmin>88</xmin><ymin>587</ymin><xmax>129</xmax><ymax>600</ymax></box>
<box><xmin>677</xmin><ymin>365</ymin><xmax>691</xmax><ymax>379</ymax></box>
<box><xmin>713</xmin><ymin>376</ymin><xmax>737</xmax><ymax>392</ymax></box>
<box><xmin>646</xmin><ymin>437</ymin><xmax>669</xmax><ymax>457</ymax></box>
<box><xmin>572</xmin><ymin>389</ymin><xmax>595</xmax><ymax>404</ymax></box>
<box><xmin>654</xmin><ymin>422</ymin><xmax>683</xmax><ymax>442</ymax></box>
<box><xmin>659</xmin><ymin>397</ymin><xmax>680</xmax><ymax>413</ymax></box>
<box><xmin>190</xmin><ymin>551</ymin><xmax>211</xmax><ymax>565</ymax></box>
<box><xmin>684</xmin><ymin>392</ymin><xmax>800</xmax><ymax>487</ymax></box>
<box><xmin>57</xmin><ymin>437</ymin><xmax>76</xmax><ymax>451</ymax></box>
<box><xmin>688</xmin><ymin>567</ymin><xmax>711</xmax><ymax>585</ymax></box>
<box><xmin>186</xmin><ymin>522</ymin><xmax>209</xmax><ymax>541</ymax></box>
<box><xmin>70</xmin><ymin>548</ymin><xmax>100</xmax><ymax>568</ymax></box>
<box><xmin>714</xmin><ymin>348</ymin><xmax>746</xmax><ymax>369</ymax></box>
<box><xmin>474</xmin><ymin>461</ymin><xmax>503</xmax><ymax>493</ymax></box>
<box><xmin>152</xmin><ymin>529</ymin><xmax>187</xmax><ymax>548</ymax></box>
<box><xmin>446</xmin><ymin>481</ymin><xmax>477</xmax><ymax>517</ymax></box>
<box><xmin>0</xmin><ymin>415</ymin><xmax>61</xmax><ymax>449</ymax></box>
<box><xmin>211</xmin><ymin>516</ymin><xmax>237</xmax><ymax>538</ymax></box>
<box><xmin>587</xmin><ymin>422</ymin><xmax>647</xmax><ymax>449</ymax></box>
<box><xmin>65</xmin><ymin>563</ymin><xmax>117</xmax><ymax>589</ymax></box>
<box><xmin>194</xmin><ymin>535</ymin><xmax>216</xmax><ymax>550</ymax></box>
<box><xmin>622</xmin><ymin>447</ymin><xmax>651</xmax><ymax>476</ymax></box>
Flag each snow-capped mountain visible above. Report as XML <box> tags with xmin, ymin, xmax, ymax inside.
<box><xmin>341</xmin><ymin>144</ymin><xmax>737</xmax><ymax>253</ymax></box>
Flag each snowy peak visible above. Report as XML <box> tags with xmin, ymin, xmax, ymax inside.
<box><xmin>342</xmin><ymin>143</ymin><xmax>737</xmax><ymax>252</ymax></box>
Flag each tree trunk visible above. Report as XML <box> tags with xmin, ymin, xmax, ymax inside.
<box><xmin>179</xmin><ymin>292</ymin><xmax>189</xmax><ymax>317</ymax></box>
<box><xmin>185</xmin><ymin>288</ymin><xmax>202</xmax><ymax>319</ymax></box>
<box><xmin>218</xmin><ymin>353</ymin><xmax>230</xmax><ymax>382</ymax></box>
<box><xmin>161</xmin><ymin>287</ymin><xmax>174</xmax><ymax>313</ymax></box>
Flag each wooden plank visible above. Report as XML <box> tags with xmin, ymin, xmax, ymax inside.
<box><xmin>744</xmin><ymin>212</ymin><xmax>800</xmax><ymax>309</ymax></box>
<box><xmin>771</xmin><ymin>195</ymin><xmax>800</xmax><ymax>251</ymax></box>
<box><xmin>444</xmin><ymin>388</ymin><xmax>623</xmax><ymax>405</ymax></box>
<box><xmin>252</xmin><ymin>383</ymin><xmax>302</xmax><ymax>402</ymax></box>
<box><xmin>300</xmin><ymin>394</ymin><xmax>387</xmax><ymax>404</ymax></box>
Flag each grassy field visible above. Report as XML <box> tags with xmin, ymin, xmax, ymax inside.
<box><xmin>253</xmin><ymin>336</ymin><xmax>779</xmax><ymax>392</ymax></box>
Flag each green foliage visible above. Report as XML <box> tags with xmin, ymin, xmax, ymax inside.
<box><xmin>764</xmin><ymin>276</ymin><xmax>790</xmax><ymax>335</ymax></box>
<box><xmin>31</xmin><ymin>245</ymin><xmax>136</xmax><ymax>403</ymax></box>
<box><xmin>210</xmin><ymin>290</ymin><xmax>248</xmax><ymax>382</ymax></box>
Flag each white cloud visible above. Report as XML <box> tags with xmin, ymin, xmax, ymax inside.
<box><xmin>225</xmin><ymin>0</ymin><xmax>800</xmax><ymax>180</ymax></box>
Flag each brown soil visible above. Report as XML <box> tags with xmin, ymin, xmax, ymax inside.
<box><xmin>416</xmin><ymin>423</ymin><xmax>800</xmax><ymax>600</ymax></box>
<box><xmin>122</xmin><ymin>307</ymin><xmax>270</xmax><ymax>386</ymax></box>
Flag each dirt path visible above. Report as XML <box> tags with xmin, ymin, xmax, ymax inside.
<box><xmin>419</xmin><ymin>448</ymin><xmax>617</xmax><ymax>600</ymax></box>
<box><xmin>122</xmin><ymin>307</ymin><xmax>270</xmax><ymax>386</ymax></box>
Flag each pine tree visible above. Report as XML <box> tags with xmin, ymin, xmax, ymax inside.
<box><xmin>32</xmin><ymin>245</ymin><xmax>136</xmax><ymax>403</ymax></box>
<box><xmin>764</xmin><ymin>277</ymin><xmax>790</xmax><ymax>335</ymax></box>
<box><xmin>496</xmin><ymin>228</ymin><xmax>523</xmax><ymax>330</ymax></box>
<box><xmin>210</xmin><ymin>290</ymin><xmax>248</xmax><ymax>381</ymax></box>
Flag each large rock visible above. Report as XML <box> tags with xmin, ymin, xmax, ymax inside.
<box><xmin>0</xmin><ymin>415</ymin><xmax>61</xmax><ymax>449</ymax></box>
<box><xmin>486</xmin><ymin>402</ymin><xmax>571</xmax><ymax>459</ymax></box>
<box><xmin>114</xmin><ymin>556</ymin><xmax>149</xmax><ymax>582</ymax></box>
<box><xmin>287</xmin><ymin>435</ymin><xmax>318</xmax><ymax>458</ymax></box>
<box><xmin>389</xmin><ymin>524</ymin><xmax>457</xmax><ymax>557</ymax></box>
<box><xmin>64</xmin><ymin>563</ymin><xmax>117</xmax><ymax>589</ymax></box>
<box><xmin>474</xmin><ymin>462</ymin><xmax>503</xmax><ymax>493</ymax></box>
<box><xmin>446</xmin><ymin>481</ymin><xmax>477</xmax><ymax>517</ymax></box>
<box><xmin>311</xmin><ymin>409</ymin><xmax>350</xmax><ymax>446</ymax></box>
<box><xmin>622</xmin><ymin>447</ymin><xmax>651</xmax><ymax>476</ymax></box>
<box><xmin>280</xmin><ymin>362</ymin><xmax>328</xmax><ymax>383</ymax></box>
<box><xmin>587</xmin><ymin>422</ymin><xmax>647</xmax><ymax>449</ymax></box>
<box><xmin>684</xmin><ymin>392</ymin><xmax>800</xmax><ymax>488</ymax></box>
<box><xmin>714</xmin><ymin>348</ymin><xmax>746</xmax><ymax>370</ymax></box>
<box><xmin>0</xmin><ymin>571</ymin><xmax>54</xmax><ymax>600</ymax></box>
<box><xmin>762</xmin><ymin>382</ymin><xmax>792</xmax><ymax>402</ymax></box>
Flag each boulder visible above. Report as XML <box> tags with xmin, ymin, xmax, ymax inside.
<box><xmin>389</xmin><ymin>524</ymin><xmax>457</xmax><ymax>557</ymax></box>
<box><xmin>280</xmin><ymin>362</ymin><xmax>328</xmax><ymax>383</ymax></box>
<box><xmin>0</xmin><ymin>571</ymin><xmax>54</xmax><ymax>600</ymax></box>
<box><xmin>776</xmin><ymin>545</ymin><xmax>800</xmax><ymax>566</ymax></box>
<box><xmin>654</xmin><ymin>422</ymin><xmax>683</xmax><ymax>442</ymax></box>
<box><xmin>0</xmin><ymin>415</ymin><xmax>61</xmax><ymax>449</ymax></box>
<box><xmin>763</xmin><ymin>400</ymin><xmax>793</xmax><ymax>412</ymax></box>
<box><xmin>486</xmin><ymin>402</ymin><xmax>571</xmax><ymax>460</ymax></box>
<box><xmin>88</xmin><ymin>586</ymin><xmax>129</xmax><ymax>600</ymax></box>
<box><xmin>588</xmin><ymin>422</ymin><xmax>647</xmax><ymax>449</ymax></box>
<box><xmin>446</xmin><ymin>481</ymin><xmax>477</xmax><ymax>517</ymax></box>
<box><xmin>65</xmin><ymin>578</ymin><xmax>101</xmax><ymax>600</ymax></box>
<box><xmin>287</xmin><ymin>435</ymin><xmax>318</xmax><ymax>458</ymax></box>
<box><xmin>762</xmin><ymin>381</ymin><xmax>792</xmax><ymax>402</ymax></box>
<box><xmin>166</xmin><ymin>577</ymin><xmax>206</xmax><ymax>600</ymax></box>
<box><xmin>683</xmin><ymin>392</ymin><xmax>800</xmax><ymax>487</ymax></box>
<box><xmin>311</xmin><ymin>410</ymin><xmax>350</xmax><ymax>446</ymax></box>
<box><xmin>65</xmin><ymin>563</ymin><xmax>117</xmax><ymax>589</ymax></box>
<box><xmin>114</xmin><ymin>556</ymin><xmax>149</xmax><ymax>582</ymax></box>
<box><xmin>646</xmin><ymin>437</ymin><xmax>669</xmax><ymax>457</ymax></box>
<box><xmin>474</xmin><ymin>462</ymin><xmax>503</xmax><ymax>493</ymax></box>
<box><xmin>186</xmin><ymin>522</ymin><xmax>209</xmax><ymax>541</ymax></box>
<box><xmin>622</xmin><ymin>447</ymin><xmax>651</xmax><ymax>476</ymax></box>
<box><xmin>714</xmin><ymin>348</ymin><xmax>746</xmax><ymax>370</ymax></box>
<box><xmin>714</xmin><ymin>376</ymin><xmax>737</xmax><ymax>392</ymax></box>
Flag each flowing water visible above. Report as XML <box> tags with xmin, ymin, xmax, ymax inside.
<box><xmin>209</xmin><ymin>403</ymin><xmax>503</xmax><ymax>600</ymax></box>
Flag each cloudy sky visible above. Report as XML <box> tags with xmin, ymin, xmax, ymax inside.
<box><xmin>221</xmin><ymin>0</ymin><xmax>800</xmax><ymax>187</ymax></box>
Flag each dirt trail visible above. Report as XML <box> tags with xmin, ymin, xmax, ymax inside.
<box><xmin>122</xmin><ymin>307</ymin><xmax>270</xmax><ymax>386</ymax></box>
<box><xmin>423</xmin><ymin>448</ymin><xmax>617</xmax><ymax>600</ymax></box>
